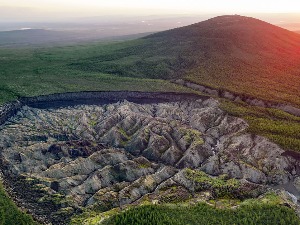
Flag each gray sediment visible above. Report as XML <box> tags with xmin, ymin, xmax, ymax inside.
<box><xmin>0</xmin><ymin>91</ymin><xmax>207</xmax><ymax>126</ymax></box>
<box><xmin>173</xmin><ymin>79</ymin><xmax>300</xmax><ymax>117</ymax></box>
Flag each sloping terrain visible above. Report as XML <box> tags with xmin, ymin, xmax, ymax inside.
<box><xmin>0</xmin><ymin>182</ymin><xmax>37</xmax><ymax>224</ymax></box>
<box><xmin>1</xmin><ymin>98</ymin><xmax>300</xmax><ymax>224</ymax></box>
<box><xmin>0</xmin><ymin>15</ymin><xmax>300</xmax><ymax>225</ymax></box>
<box><xmin>1</xmin><ymin>16</ymin><xmax>300</xmax><ymax>107</ymax></box>
<box><xmin>0</xmin><ymin>15</ymin><xmax>299</xmax><ymax>155</ymax></box>
<box><xmin>0</xmin><ymin>29</ymin><xmax>150</xmax><ymax>47</ymax></box>
<box><xmin>70</xmin><ymin>15</ymin><xmax>300</xmax><ymax>106</ymax></box>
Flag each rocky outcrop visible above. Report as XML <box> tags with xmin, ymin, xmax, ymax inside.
<box><xmin>0</xmin><ymin>97</ymin><xmax>299</xmax><ymax>224</ymax></box>
<box><xmin>0</xmin><ymin>100</ymin><xmax>23</xmax><ymax>126</ymax></box>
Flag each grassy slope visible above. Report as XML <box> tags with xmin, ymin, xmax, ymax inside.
<box><xmin>69</xmin><ymin>15</ymin><xmax>300</xmax><ymax>107</ymax></box>
<box><xmin>0</xmin><ymin>182</ymin><xmax>37</xmax><ymax>225</ymax></box>
<box><xmin>2</xmin><ymin>16</ymin><xmax>300</xmax><ymax>107</ymax></box>
<box><xmin>0</xmin><ymin>40</ymin><xmax>191</xmax><ymax>104</ymax></box>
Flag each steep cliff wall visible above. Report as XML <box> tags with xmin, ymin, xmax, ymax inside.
<box><xmin>0</xmin><ymin>91</ymin><xmax>207</xmax><ymax>126</ymax></box>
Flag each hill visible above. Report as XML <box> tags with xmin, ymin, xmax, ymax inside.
<box><xmin>0</xmin><ymin>29</ymin><xmax>76</xmax><ymax>47</ymax></box>
<box><xmin>71</xmin><ymin>15</ymin><xmax>300</xmax><ymax>106</ymax></box>
<box><xmin>0</xmin><ymin>15</ymin><xmax>299</xmax><ymax>153</ymax></box>
<box><xmin>0</xmin><ymin>29</ymin><xmax>151</xmax><ymax>47</ymax></box>
<box><xmin>0</xmin><ymin>15</ymin><xmax>300</xmax><ymax>224</ymax></box>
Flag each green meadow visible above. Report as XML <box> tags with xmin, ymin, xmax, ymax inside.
<box><xmin>0</xmin><ymin>40</ymin><xmax>191</xmax><ymax>104</ymax></box>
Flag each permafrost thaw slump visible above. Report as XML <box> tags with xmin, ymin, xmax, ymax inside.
<box><xmin>0</xmin><ymin>95</ymin><xmax>300</xmax><ymax>224</ymax></box>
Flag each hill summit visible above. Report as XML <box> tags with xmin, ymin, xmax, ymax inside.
<box><xmin>147</xmin><ymin>15</ymin><xmax>300</xmax><ymax>58</ymax></box>
<box><xmin>72</xmin><ymin>15</ymin><xmax>300</xmax><ymax>106</ymax></box>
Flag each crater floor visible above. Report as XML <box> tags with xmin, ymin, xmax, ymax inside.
<box><xmin>0</xmin><ymin>98</ymin><xmax>299</xmax><ymax>224</ymax></box>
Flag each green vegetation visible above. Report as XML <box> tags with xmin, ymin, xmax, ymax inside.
<box><xmin>0</xmin><ymin>40</ymin><xmax>192</xmax><ymax>104</ymax></box>
<box><xmin>1</xmin><ymin>15</ymin><xmax>300</xmax><ymax>224</ymax></box>
<box><xmin>102</xmin><ymin>199</ymin><xmax>300</xmax><ymax>225</ymax></box>
<box><xmin>180</xmin><ymin>128</ymin><xmax>203</xmax><ymax>145</ymax></box>
<box><xmin>0</xmin><ymin>182</ymin><xmax>37</xmax><ymax>225</ymax></box>
<box><xmin>1</xmin><ymin>16</ymin><xmax>300</xmax><ymax>107</ymax></box>
<box><xmin>221</xmin><ymin>100</ymin><xmax>300</xmax><ymax>151</ymax></box>
<box><xmin>184</xmin><ymin>169</ymin><xmax>249</xmax><ymax>199</ymax></box>
<box><xmin>66</xmin><ymin>16</ymin><xmax>300</xmax><ymax>107</ymax></box>
<box><xmin>70</xmin><ymin>208</ymin><xmax>119</xmax><ymax>225</ymax></box>
<box><xmin>70</xmin><ymin>180</ymin><xmax>298</xmax><ymax>225</ymax></box>
<box><xmin>0</xmin><ymin>20</ymin><xmax>299</xmax><ymax>153</ymax></box>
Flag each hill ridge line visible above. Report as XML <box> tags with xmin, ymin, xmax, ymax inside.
<box><xmin>173</xmin><ymin>79</ymin><xmax>300</xmax><ymax>117</ymax></box>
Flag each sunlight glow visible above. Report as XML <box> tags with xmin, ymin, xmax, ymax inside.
<box><xmin>0</xmin><ymin>0</ymin><xmax>300</xmax><ymax>18</ymax></box>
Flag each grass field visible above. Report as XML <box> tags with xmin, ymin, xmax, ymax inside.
<box><xmin>0</xmin><ymin>40</ymin><xmax>191</xmax><ymax>104</ymax></box>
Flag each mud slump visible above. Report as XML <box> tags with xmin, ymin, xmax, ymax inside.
<box><xmin>0</xmin><ymin>92</ymin><xmax>299</xmax><ymax>224</ymax></box>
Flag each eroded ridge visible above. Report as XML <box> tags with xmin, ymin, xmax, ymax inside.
<box><xmin>0</xmin><ymin>98</ymin><xmax>297</xmax><ymax>223</ymax></box>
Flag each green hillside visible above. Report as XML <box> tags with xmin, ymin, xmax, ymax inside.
<box><xmin>70</xmin><ymin>15</ymin><xmax>300</xmax><ymax>106</ymax></box>
<box><xmin>1</xmin><ymin>16</ymin><xmax>300</xmax><ymax>106</ymax></box>
<box><xmin>0</xmin><ymin>40</ymin><xmax>191</xmax><ymax>105</ymax></box>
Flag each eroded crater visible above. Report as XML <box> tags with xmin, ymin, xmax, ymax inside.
<box><xmin>0</xmin><ymin>97</ymin><xmax>299</xmax><ymax>224</ymax></box>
